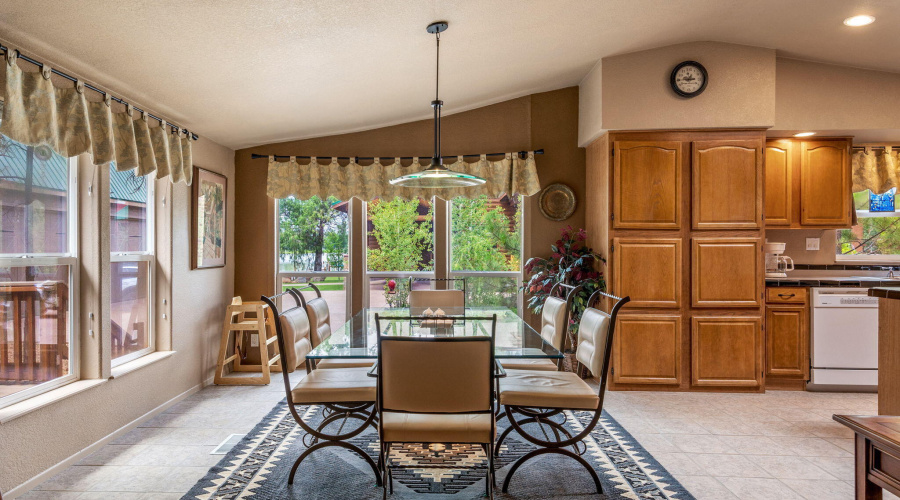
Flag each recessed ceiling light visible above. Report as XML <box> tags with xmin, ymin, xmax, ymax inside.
<box><xmin>794</xmin><ymin>132</ymin><xmax>816</xmax><ymax>137</ymax></box>
<box><xmin>843</xmin><ymin>15</ymin><xmax>875</xmax><ymax>27</ymax></box>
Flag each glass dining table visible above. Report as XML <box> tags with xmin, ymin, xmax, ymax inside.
<box><xmin>306</xmin><ymin>307</ymin><xmax>563</xmax><ymax>365</ymax></box>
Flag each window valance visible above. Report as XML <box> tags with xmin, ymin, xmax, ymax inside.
<box><xmin>852</xmin><ymin>147</ymin><xmax>900</xmax><ymax>194</ymax></box>
<box><xmin>0</xmin><ymin>50</ymin><xmax>193</xmax><ymax>184</ymax></box>
<box><xmin>266</xmin><ymin>153</ymin><xmax>542</xmax><ymax>201</ymax></box>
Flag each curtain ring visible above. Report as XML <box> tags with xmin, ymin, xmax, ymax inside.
<box><xmin>412</xmin><ymin>156</ymin><xmax>419</xmax><ymax>166</ymax></box>
<box><xmin>480</xmin><ymin>154</ymin><xmax>487</xmax><ymax>161</ymax></box>
<box><xmin>41</xmin><ymin>64</ymin><xmax>52</xmax><ymax>80</ymax></box>
<box><xmin>289</xmin><ymin>155</ymin><xmax>296</xmax><ymax>163</ymax></box>
<box><xmin>373</xmin><ymin>157</ymin><xmax>380</xmax><ymax>166</ymax></box>
<box><xmin>269</xmin><ymin>155</ymin><xmax>275</xmax><ymax>162</ymax></box>
<box><xmin>457</xmin><ymin>155</ymin><xmax>464</xmax><ymax>164</ymax></box>
<box><xmin>5</xmin><ymin>48</ymin><xmax>17</xmax><ymax>66</ymax></box>
<box><xmin>310</xmin><ymin>156</ymin><xmax>317</xmax><ymax>166</ymax></box>
<box><xmin>141</xmin><ymin>111</ymin><xmax>149</xmax><ymax>122</ymax></box>
<box><xmin>126</xmin><ymin>104</ymin><xmax>134</xmax><ymax>117</ymax></box>
<box><xmin>103</xmin><ymin>93</ymin><xmax>112</xmax><ymax>107</ymax></box>
<box><xmin>75</xmin><ymin>79</ymin><xmax>85</xmax><ymax>94</ymax></box>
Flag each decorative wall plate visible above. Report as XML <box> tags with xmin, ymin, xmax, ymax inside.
<box><xmin>539</xmin><ymin>183</ymin><xmax>576</xmax><ymax>221</ymax></box>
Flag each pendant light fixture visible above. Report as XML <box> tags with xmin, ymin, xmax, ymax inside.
<box><xmin>389</xmin><ymin>22</ymin><xmax>486</xmax><ymax>188</ymax></box>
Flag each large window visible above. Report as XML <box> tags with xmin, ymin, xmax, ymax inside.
<box><xmin>110</xmin><ymin>166</ymin><xmax>154</xmax><ymax>365</ymax></box>
<box><xmin>277</xmin><ymin>196</ymin><xmax>349</xmax><ymax>326</ymax></box>
<box><xmin>450</xmin><ymin>195</ymin><xmax>522</xmax><ymax>310</ymax></box>
<box><xmin>366</xmin><ymin>197</ymin><xmax>434</xmax><ymax>308</ymax></box>
<box><xmin>0</xmin><ymin>136</ymin><xmax>78</xmax><ymax>407</ymax></box>
<box><xmin>837</xmin><ymin>188</ymin><xmax>900</xmax><ymax>260</ymax></box>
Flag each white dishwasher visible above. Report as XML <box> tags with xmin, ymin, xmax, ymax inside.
<box><xmin>809</xmin><ymin>287</ymin><xmax>879</xmax><ymax>391</ymax></box>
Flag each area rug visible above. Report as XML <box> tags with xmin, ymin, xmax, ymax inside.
<box><xmin>182</xmin><ymin>400</ymin><xmax>695</xmax><ymax>499</ymax></box>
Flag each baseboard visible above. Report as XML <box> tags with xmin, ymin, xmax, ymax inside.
<box><xmin>5</xmin><ymin>382</ymin><xmax>205</xmax><ymax>499</ymax></box>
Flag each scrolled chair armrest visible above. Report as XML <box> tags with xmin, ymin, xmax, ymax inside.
<box><xmin>494</xmin><ymin>360</ymin><xmax>508</xmax><ymax>378</ymax></box>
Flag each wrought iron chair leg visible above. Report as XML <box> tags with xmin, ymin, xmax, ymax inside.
<box><xmin>501</xmin><ymin>447</ymin><xmax>603</xmax><ymax>494</ymax></box>
<box><xmin>289</xmin><ymin>440</ymin><xmax>382</xmax><ymax>487</ymax></box>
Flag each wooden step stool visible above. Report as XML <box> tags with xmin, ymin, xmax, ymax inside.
<box><xmin>214</xmin><ymin>297</ymin><xmax>282</xmax><ymax>385</ymax></box>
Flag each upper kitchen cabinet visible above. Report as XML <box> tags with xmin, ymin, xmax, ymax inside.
<box><xmin>800</xmin><ymin>140</ymin><xmax>851</xmax><ymax>227</ymax></box>
<box><xmin>692</xmin><ymin>140</ymin><xmax>762</xmax><ymax>230</ymax></box>
<box><xmin>764</xmin><ymin>141</ymin><xmax>792</xmax><ymax>227</ymax></box>
<box><xmin>612</xmin><ymin>141</ymin><xmax>682</xmax><ymax>229</ymax></box>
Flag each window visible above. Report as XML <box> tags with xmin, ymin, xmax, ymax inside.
<box><xmin>110</xmin><ymin>165</ymin><xmax>154</xmax><ymax>365</ymax></box>
<box><xmin>0</xmin><ymin>135</ymin><xmax>78</xmax><ymax>407</ymax></box>
<box><xmin>366</xmin><ymin>197</ymin><xmax>434</xmax><ymax>307</ymax></box>
<box><xmin>450</xmin><ymin>195</ymin><xmax>522</xmax><ymax>310</ymax></box>
<box><xmin>837</xmin><ymin>188</ymin><xmax>900</xmax><ymax>260</ymax></box>
<box><xmin>277</xmin><ymin>196</ymin><xmax>350</xmax><ymax>326</ymax></box>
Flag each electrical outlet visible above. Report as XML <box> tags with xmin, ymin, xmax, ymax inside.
<box><xmin>806</xmin><ymin>238</ymin><xmax>820</xmax><ymax>251</ymax></box>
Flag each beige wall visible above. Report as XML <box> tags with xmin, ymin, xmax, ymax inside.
<box><xmin>599</xmin><ymin>41</ymin><xmax>776</xmax><ymax>133</ymax></box>
<box><xmin>774</xmin><ymin>57</ymin><xmax>900</xmax><ymax>137</ymax></box>
<box><xmin>766</xmin><ymin>229</ymin><xmax>838</xmax><ymax>266</ymax></box>
<box><xmin>578</xmin><ymin>59</ymin><xmax>604</xmax><ymax>147</ymax></box>
<box><xmin>0</xmin><ymin>134</ymin><xmax>235</xmax><ymax>493</ymax></box>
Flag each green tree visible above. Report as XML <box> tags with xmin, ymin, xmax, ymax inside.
<box><xmin>367</xmin><ymin>197</ymin><xmax>433</xmax><ymax>271</ymax></box>
<box><xmin>279</xmin><ymin>196</ymin><xmax>345</xmax><ymax>271</ymax></box>
<box><xmin>451</xmin><ymin>195</ymin><xmax>519</xmax><ymax>271</ymax></box>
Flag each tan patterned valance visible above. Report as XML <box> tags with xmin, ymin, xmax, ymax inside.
<box><xmin>266</xmin><ymin>153</ymin><xmax>542</xmax><ymax>200</ymax></box>
<box><xmin>852</xmin><ymin>147</ymin><xmax>900</xmax><ymax>194</ymax></box>
<box><xmin>0</xmin><ymin>50</ymin><xmax>192</xmax><ymax>184</ymax></box>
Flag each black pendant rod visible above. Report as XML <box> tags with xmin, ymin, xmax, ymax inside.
<box><xmin>251</xmin><ymin>149</ymin><xmax>544</xmax><ymax>162</ymax></box>
<box><xmin>431</xmin><ymin>29</ymin><xmax>443</xmax><ymax>167</ymax></box>
<box><xmin>0</xmin><ymin>44</ymin><xmax>198</xmax><ymax>141</ymax></box>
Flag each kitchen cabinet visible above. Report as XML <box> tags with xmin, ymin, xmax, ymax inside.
<box><xmin>612</xmin><ymin>141</ymin><xmax>682</xmax><ymax>229</ymax></box>
<box><xmin>612</xmin><ymin>237</ymin><xmax>682</xmax><ymax>308</ymax></box>
<box><xmin>692</xmin><ymin>237</ymin><xmax>761</xmax><ymax>308</ymax></box>
<box><xmin>800</xmin><ymin>140</ymin><xmax>851</xmax><ymax>226</ymax></box>
<box><xmin>765</xmin><ymin>287</ymin><xmax>809</xmax><ymax>388</ymax></box>
<box><xmin>692</xmin><ymin>140</ymin><xmax>762</xmax><ymax>229</ymax></box>
<box><xmin>763</xmin><ymin>138</ymin><xmax>851</xmax><ymax>228</ymax></box>
<box><xmin>613</xmin><ymin>314</ymin><xmax>682</xmax><ymax>386</ymax></box>
<box><xmin>764</xmin><ymin>142</ymin><xmax>792</xmax><ymax>227</ymax></box>
<box><xmin>691</xmin><ymin>316</ymin><xmax>763</xmax><ymax>388</ymax></box>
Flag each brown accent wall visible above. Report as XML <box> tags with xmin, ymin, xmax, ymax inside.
<box><xmin>234</xmin><ymin>87</ymin><xmax>587</xmax><ymax>319</ymax></box>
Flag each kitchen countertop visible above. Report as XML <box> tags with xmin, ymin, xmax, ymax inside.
<box><xmin>766</xmin><ymin>277</ymin><xmax>900</xmax><ymax>288</ymax></box>
<box><xmin>868</xmin><ymin>287</ymin><xmax>900</xmax><ymax>300</ymax></box>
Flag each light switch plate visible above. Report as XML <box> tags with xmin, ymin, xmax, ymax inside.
<box><xmin>806</xmin><ymin>238</ymin><xmax>820</xmax><ymax>251</ymax></box>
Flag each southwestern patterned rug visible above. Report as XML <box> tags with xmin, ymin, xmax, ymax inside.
<box><xmin>182</xmin><ymin>400</ymin><xmax>695</xmax><ymax>499</ymax></box>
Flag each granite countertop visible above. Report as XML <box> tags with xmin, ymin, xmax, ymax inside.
<box><xmin>869</xmin><ymin>287</ymin><xmax>900</xmax><ymax>299</ymax></box>
<box><xmin>766</xmin><ymin>277</ymin><xmax>900</xmax><ymax>288</ymax></box>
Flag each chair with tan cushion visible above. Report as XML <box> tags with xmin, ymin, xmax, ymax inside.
<box><xmin>408</xmin><ymin>289</ymin><xmax>465</xmax><ymax>310</ymax></box>
<box><xmin>290</xmin><ymin>285</ymin><xmax>373</xmax><ymax>370</ymax></box>
<box><xmin>500</xmin><ymin>283</ymin><xmax>581</xmax><ymax>372</ymax></box>
<box><xmin>497</xmin><ymin>290</ymin><xmax>629</xmax><ymax>496</ymax></box>
<box><xmin>375</xmin><ymin>313</ymin><xmax>498</xmax><ymax>499</ymax></box>
<box><xmin>262</xmin><ymin>291</ymin><xmax>380</xmax><ymax>492</ymax></box>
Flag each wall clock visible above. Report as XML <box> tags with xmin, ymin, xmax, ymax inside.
<box><xmin>670</xmin><ymin>60</ymin><xmax>708</xmax><ymax>98</ymax></box>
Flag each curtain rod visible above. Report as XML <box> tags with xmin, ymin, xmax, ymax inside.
<box><xmin>251</xmin><ymin>148</ymin><xmax>544</xmax><ymax>161</ymax></box>
<box><xmin>852</xmin><ymin>146</ymin><xmax>900</xmax><ymax>150</ymax></box>
<box><xmin>0</xmin><ymin>44</ymin><xmax>199</xmax><ymax>141</ymax></box>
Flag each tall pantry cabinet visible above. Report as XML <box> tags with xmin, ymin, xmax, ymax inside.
<box><xmin>593</xmin><ymin>130</ymin><xmax>766</xmax><ymax>392</ymax></box>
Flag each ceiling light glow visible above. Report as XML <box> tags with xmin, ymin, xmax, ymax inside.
<box><xmin>843</xmin><ymin>15</ymin><xmax>875</xmax><ymax>27</ymax></box>
<box><xmin>793</xmin><ymin>132</ymin><xmax>816</xmax><ymax>137</ymax></box>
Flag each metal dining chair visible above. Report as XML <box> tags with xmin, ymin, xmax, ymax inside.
<box><xmin>500</xmin><ymin>282</ymin><xmax>583</xmax><ymax>372</ymax></box>
<box><xmin>291</xmin><ymin>284</ymin><xmax>373</xmax><ymax>369</ymax></box>
<box><xmin>375</xmin><ymin>314</ymin><xmax>498</xmax><ymax>499</ymax></box>
<box><xmin>496</xmin><ymin>290</ymin><xmax>630</xmax><ymax>495</ymax></box>
<box><xmin>261</xmin><ymin>291</ymin><xmax>381</xmax><ymax>490</ymax></box>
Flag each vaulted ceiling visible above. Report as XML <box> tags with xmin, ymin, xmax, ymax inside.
<box><xmin>0</xmin><ymin>0</ymin><xmax>897</xmax><ymax>149</ymax></box>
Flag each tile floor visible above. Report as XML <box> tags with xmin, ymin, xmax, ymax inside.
<box><xmin>16</xmin><ymin>377</ymin><xmax>890</xmax><ymax>499</ymax></box>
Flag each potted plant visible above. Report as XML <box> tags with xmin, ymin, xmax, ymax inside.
<box><xmin>522</xmin><ymin>226</ymin><xmax>606</xmax><ymax>371</ymax></box>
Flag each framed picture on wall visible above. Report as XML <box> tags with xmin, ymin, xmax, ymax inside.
<box><xmin>191</xmin><ymin>167</ymin><xmax>227</xmax><ymax>269</ymax></box>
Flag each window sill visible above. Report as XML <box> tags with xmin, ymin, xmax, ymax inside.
<box><xmin>0</xmin><ymin>379</ymin><xmax>106</xmax><ymax>424</ymax></box>
<box><xmin>110</xmin><ymin>351</ymin><xmax>175</xmax><ymax>379</ymax></box>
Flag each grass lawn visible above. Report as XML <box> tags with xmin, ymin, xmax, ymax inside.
<box><xmin>283</xmin><ymin>276</ymin><xmax>345</xmax><ymax>291</ymax></box>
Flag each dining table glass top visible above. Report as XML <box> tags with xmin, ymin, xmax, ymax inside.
<box><xmin>307</xmin><ymin>307</ymin><xmax>563</xmax><ymax>360</ymax></box>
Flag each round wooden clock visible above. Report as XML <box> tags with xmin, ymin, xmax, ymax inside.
<box><xmin>670</xmin><ymin>61</ymin><xmax>708</xmax><ymax>98</ymax></box>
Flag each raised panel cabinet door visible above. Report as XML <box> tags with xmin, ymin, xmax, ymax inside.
<box><xmin>613</xmin><ymin>314</ymin><xmax>681</xmax><ymax>385</ymax></box>
<box><xmin>691</xmin><ymin>316</ymin><xmax>762</xmax><ymax>388</ymax></box>
<box><xmin>800</xmin><ymin>140</ymin><xmax>851</xmax><ymax>226</ymax></box>
<box><xmin>692</xmin><ymin>237</ymin><xmax>761</xmax><ymax>308</ymax></box>
<box><xmin>765</xmin><ymin>142</ymin><xmax>792</xmax><ymax>226</ymax></box>
<box><xmin>613</xmin><ymin>141</ymin><xmax>682</xmax><ymax>229</ymax></box>
<box><xmin>765</xmin><ymin>305</ymin><xmax>809</xmax><ymax>378</ymax></box>
<box><xmin>692</xmin><ymin>140</ymin><xmax>762</xmax><ymax>229</ymax></box>
<box><xmin>612</xmin><ymin>237</ymin><xmax>682</xmax><ymax>308</ymax></box>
